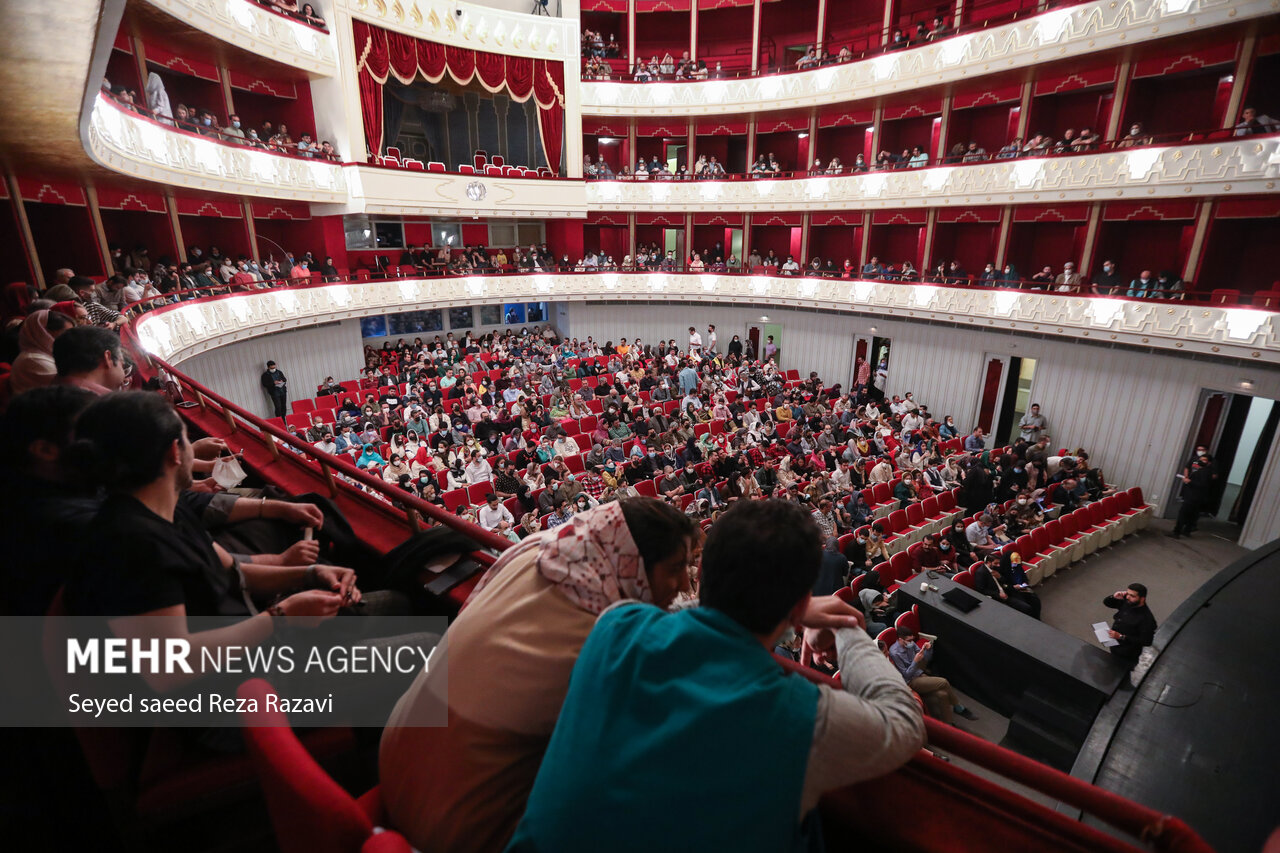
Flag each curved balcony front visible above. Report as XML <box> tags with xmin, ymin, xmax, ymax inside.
<box><xmin>133</xmin><ymin>273</ymin><xmax>1278</xmax><ymax>366</ymax></box>
<box><xmin>85</xmin><ymin>94</ymin><xmax>348</xmax><ymax>203</ymax></box>
<box><xmin>585</xmin><ymin>137</ymin><xmax>1280</xmax><ymax>213</ymax></box>
<box><xmin>580</xmin><ymin>0</ymin><xmax>1273</xmax><ymax>117</ymax></box>
<box><xmin>348</xmin><ymin>164</ymin><xmax>588</xmax><ymax>217</ymax></box>
<box><xmin>141</xmin><ymin>0</ymin><xmax>338</xmax><ymax>76</ymax></box>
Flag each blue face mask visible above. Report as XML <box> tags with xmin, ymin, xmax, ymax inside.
<box><xmin>202</xmin><ymin>117</ymin><xmax>212</xmax><ymax>126</ymax></box>
<box><xmin>232</xmin><ymin>121</ymin><xmax>241</xmax><ymax>128</ymax></box>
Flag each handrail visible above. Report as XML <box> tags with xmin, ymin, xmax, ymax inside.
<box><xmin>135</xmin><ymin>344</ymin><xmax>515</xmax><ymax>555</ymax></box>
<box><xmin>583</xmin><ymin>0</ymin><xmax>1081</xmax><ymax>81</ymax></box>
<box><xmin>775</xmin><ymin>656</ymin><xmax>1213</xmax><ymax>853</ymax></box>
<box><xmin>98</xmin><ymin>91</ymin><xmax>340</xmax><ymax>162</ymax></box>
<box><xmin>120</xmin><ymin>270</ymin><xmax>1265</xmax><ymax>315</ymax></box>
<box><xmin>587</xmin><ymin>126</ymin><xmax>1274</xmax><ymax>180</ymax></box>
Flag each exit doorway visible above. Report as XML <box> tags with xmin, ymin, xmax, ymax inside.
<box><xmin>1173</xmin><ymin>390</ymin><xmax>1280</xmax><ymax>539</ymax></box>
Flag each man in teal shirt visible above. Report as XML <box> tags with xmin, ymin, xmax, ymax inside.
<box><xmin>506</xmin><ymin>500</ymin><xmax>924</xmax><ymax>853</ymax></box>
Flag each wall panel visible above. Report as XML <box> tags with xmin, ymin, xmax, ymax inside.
<box><xmin>178</xmin><ymin>319</ymin><xmax>367</xmax><ymax>418</ymax></box>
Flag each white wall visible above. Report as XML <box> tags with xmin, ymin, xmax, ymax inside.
<box><xmin>178</xmin><ymin>319</ymin><xmax>367</xmax><ymax>418</ymax></box>
<box><xmin>565</xmin><ymin>303</ymin><xmax>1280</xmax><ymax>547</ymax></box>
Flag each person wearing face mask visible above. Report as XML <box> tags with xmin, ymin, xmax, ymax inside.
<box><xmin>1091</xmin><ymin>260</ymin><xmax>1124</xmax><ymax>296</ymax></box>
<box><xmin>222</xmin><ymin>113</ymin><xmax>245</xmax><ymax>143</ymax></box>
<box><xmin>1126</xmin><ymin>269</ymin><xmax>1155</xmax><ymax>299</ymax></box>
<box><xmin>196</xmin><ymin>110</ymin><xmax>218</xmax><ymax>137</ymax></box>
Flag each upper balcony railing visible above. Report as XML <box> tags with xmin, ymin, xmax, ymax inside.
<box><xmin>125</xmin><ymin>269</ymin><xmax>1279</xmax><ymax>367</ymax></box>
<box><xmin>141</xmin><ymin>0</ymin><xmax>338</xmax><ymax>75</ymax></box>
<box><xmin>580</xmin><ymin>0</ymin><xmax>1275</xmax><ymax>117</ymax></box>
<box><xmin>582</xmin><ymin>0</ymin><xmax>1077</xmax><ymax>82</ymax></box>
<box><xmin>85</xmin><ymin>92</ymin><xmax>348</xmax><ymax>202</ymax></box>
<box><xmin>84</xmin><ymin>93</ymin><xmax>589</xmax><ymax>215</ymax></box>
<box><xmin>585</xmin><ymin>132</ymin><xmax>1280</xmax><ymax>212</ymax></box>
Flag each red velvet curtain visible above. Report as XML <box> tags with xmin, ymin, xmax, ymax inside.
<box><xmin>533</xmin><ymin>59</ymin><xmax>564</xmax><ymax>175</ymax></box>
<box><xmin>976</xmin><ymin>359</ymin><xmax>1004</xmax><ymax>433</ymax></box>
<box><xmin>353</xmin><ymin>19</ymin><xmax>389</xmax><ymax>158</ymax></box>
<box><xmin>354</xmin><ymin>22</ymin><xmax>565</xmax><ymax>173</ymax></box>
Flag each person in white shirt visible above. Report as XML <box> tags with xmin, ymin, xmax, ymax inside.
<box><xmin>781</xmin><ymin>256</ymin><xmax>801</xmax><ymax>275</ymax></box>
<box><xmin>901</xmin><ymin>392</ymin><xmax>918</xmax><ymax>412</ymax></box>
<box><xmin>901</xmin><ymin>410</ymin><xmax>924</xmax><ymax>435</ymax></box>
<box><xmin>313</xmin><ymin>433</ymin><xmax>336</xmax><ymax>455</ymax></box>
<box><xmin>464</xmin><ymin>451</ymin><xmax>493</xmax><ymax>485</ymax></box>
<box><xmin>706</xmin><ymin>324</ymin><xmax>718</xmax><ymax>354</ymax></box>
<box><xmin>477</xmin><ymin>493</ymin><xmax>515</xmax><ymax>532</ymax></box>
<box><xmin>687</xmin><ymin>326</ymin><xmax>703</xmax><ymax>354</ymax></box>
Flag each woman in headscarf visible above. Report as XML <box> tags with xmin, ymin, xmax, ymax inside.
<box><xmin>356</xmin><ymin>443</ymin><xmax>385</xmax><ymax>469</ymax></box>
<box><xmin>381</xmin><ymin>499</ymin><xmax>697</xmax><ymax>853</ymax></box>
<box><xmin>10</xmin><ymin>309</ymin><xmax>74</xmax><ymax>393</ymax></box>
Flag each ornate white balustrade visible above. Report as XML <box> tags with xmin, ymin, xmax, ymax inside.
<box><xmin>586</xmin><ymin>138</ymin><xmax>1280</xmax><ymax>212</ymax></box>
<box><xmin>581</xmin><ymin>0</ymin><xmax>1276</xmax><ymax>117</ymax></box>
<box><xmin>142</xmin><ymin>0</ymin><xmax>338</xmax><ymax>75</ymax></box>
<box><xmin>347</xmin><ymin>165</ymin><xmax>588</xmax><ymax>217</ymax></box>
<box><xmin>134</xmin><ymin>274</ymin><xmax>1278</xmax><ymax>366</ymax></box>
<box><xmin>86</xmin><ymin>95</ymin><xmax>348</xmax><ymax>203</ymax></box>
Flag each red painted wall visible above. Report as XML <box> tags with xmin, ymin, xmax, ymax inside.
<box><xmin>878</xmin><ymin>116</ymin><xmax>934</xmax><ymax>158</ymax></box>
<box><xmin>180</xmin><ymin>215</ymin><xmax>250</xmax><ymax>260</ymax></box>
<box><xmin>931</xmin><ymin>223</ymin><xmax>999</xmax><ymax>274</ymax></box>
<box><xmin>947</xmin><ymin>104</ymin><xmax>1017</xmax><ymax>153</ymax></box>
<box><xmin>1007</xmin><ymin>222</ymin><xmax>1081</xmax><ymax>278</ymax></box>
<box><xmin>809</xmin><ymin>225</ymin><xmax>861</xmax><ymax>265</ymax></box>
<box><xmin>100</xmin><ymin>209</ymin><xmax>178</xmax><ymax>265</ymax></box>
<box><xmin>1026</xmin><ymin>89</ymin><xmax>1107</xmax><ymax>140</ymax></box>
<box><xmin>1095</xmin><ymin>220</ymin><xmax>1191</xmax><ymax>284</ymax></box>
<box><xmin>1124</xmin><ymin>69</ymin><xmax>1225</xmax><ymax>137</ymax></box>
<box><xmin>0</xmin><ymin>198</ymin><xmax>32</xmax><ymax>284</ymax></box>
<box><xmin>868</xmin><ymin>224</ymin><xmax>924</xmax><ymax>270</ymax></box>
<box><xmin>696</xmin><ymin>6</ymin><xmax>756</xmax><ymax>69</ymax></box>
<box><xmin>25</xmin><ymin>203</ymin><xmax>104</xmax><ymax>278</ymax></box>
<box><xmin>1198</xmin><ymin>218</ymin><xmax>1280</xmax><ymax>295</ymax></box>
<box><xmin>634</xmin><ymin>11</ymin><xmax>692</xmax><ymax>66</ymax></box>
<box><xmin>546</xmin><ymin>218</ymin><xmax>585</xmax><ymax>263</ymax></box>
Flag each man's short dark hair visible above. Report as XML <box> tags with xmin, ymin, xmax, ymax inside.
<box><xmin>1128</xmin><ymin>583</ymin><xmax>1148</xmax><ymax>600</ymax></box>
<box><xmin>53</xmin><ymin>326</ymin><xmax>121</xmax><ymax>377</ymax></box>
<box><xmin>700</xmin><ymin>500</ymin><xmax>821</xmax><ymax>634</ymax></box>
<box><xmin>0</xmin><ymin>385</ymin><xmax>96</xmax><ymax>470</ymax></box>
<box><xmin>898</xmin><ymin>627</ymin><xmax>916</xmax><ymax>640</ymax></box>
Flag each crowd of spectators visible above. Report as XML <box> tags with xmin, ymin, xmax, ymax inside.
<box><xmin>253</xmin><ymin>0</ymin><xmax>327</xmax><ymax>29</ymax></box>
<box><xmin>102</xmin><ymin>74</ymin><xmax>339</xmax><ymax>160</ymax></box>
<box><xmin>593</xmin><ymin>17</ymin><xmax>956</xmax><ymax>82</ymax></box>
<box><xmin>282</xmin><ymin>324</ymin><xmax>1123</xmax><ymax>643</ymax></box>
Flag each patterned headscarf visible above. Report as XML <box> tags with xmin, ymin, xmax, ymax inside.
<box><xmin>467</xmin><ymin>501</ymin><xmax>649</xmax><ymax>615</ymax></box>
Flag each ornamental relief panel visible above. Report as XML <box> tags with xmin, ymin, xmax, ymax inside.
<box><xmin>134</xmin><ymin>275</ymin><xmax>1278</xmax><ymax>367</ymax></box>
<box><xmin>586</xmin><ymin>139</ymin><xmax>1280</xmax><ymax>213</ymax></box>
<box><xmin>87</xmin><ymin>95</ymin><xmax>348</xmax><ymax>203</ymax></box>
<box><xmin>142</xmin><ymin>0</ymin><xmax>338</xmax><ymax>75</ymax></box>
<box><xmin>581</xmin><ymin>0</ymin><xmax>1276</xmax><ymax>117</ymax></box>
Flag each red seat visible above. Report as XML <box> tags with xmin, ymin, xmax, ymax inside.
<box><xmin>895</xmin><ymin>609</ymin><xmax>920</xmax><ymax>635</ymax></box>
<box><xmin>291</xmin><ymin>398</ymin><xmax>316</xmax><ymax>413</ymax></box>
<box><xmin>952</xmin><ymin>570</ymin><xmax>975</xmax><ymax>589</ymax></box>
<box><xmin>503</xmin><ymin>496</ymin><xmax>523</xmax><ymax>518</ymax></box>
<box><xmin>236</xmin><ymin>679</ymin><xmax>410</xmax><ymax>853</ymax></box>
<box><xmin>442</xmin><ymin>488</ymin><xmax>469</xmax><ymax>511</ymax></box>
<box><xmin>564</xmin><ymin>454</ymin><xmax>585</xmax><ymax>474</ymax></box>
<box><xmin>888</xmin><ymin>550</ymin><xmax>914</xmax><ymax>585</ymax></box>
<box><xmin>466</xmin><ymin>482</ymin><xmax>491</xmax><ymax>505</ymax></box>
<box><xmin>1209</xmin><ymin>288</ymin><xmax>1240</xmax><ymax>305</ymax></box>
<box><xmin>635</xmin><ymin>479</ymin><xmax>657</xmax><ymax>497</ymax></box>
<box><xmin>905</xmin><ymin>502</ymin><xmax>926</xmax><ymax>529</ymax></box>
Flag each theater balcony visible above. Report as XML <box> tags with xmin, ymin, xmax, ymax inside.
<box><xmin>585</xmin><ymin>135</ymin><xmax>1280</xmax><ymax>213</ymax></box>
<box><xmin>131</xmin><ymin>273</ymin><xmax>1278</xmax><ymax>366</ymax></box>
<box><xmin>138</xmin><ymin>0</ymin><xmax>339</xmax><ymax>76</ymax></box>
<box><xmin>580</xmin><ymin>0</ymin><xmax>1276</xmax><ymax>117</ymax></box>
<box><xmin>86</xmin><ymin>92</ymin><xmax>349</xmax><ymax>203</ymax></box>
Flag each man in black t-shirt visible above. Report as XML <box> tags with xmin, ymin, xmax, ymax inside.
<box><xmin>260</xmin><ymin>360</ymin><xmax>289</xmax><ymax>418</ymax></box>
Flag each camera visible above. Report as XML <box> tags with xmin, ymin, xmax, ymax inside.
<box><xmin>455</xmin><ymin>7</ymin><xmax>463</xmax><ymax>16</ymax></box>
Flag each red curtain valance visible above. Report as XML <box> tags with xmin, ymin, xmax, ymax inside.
<box><xmin>353</xmin><ymin>20</ymin><xmax>565</xmax><ymax>174</ymax></box>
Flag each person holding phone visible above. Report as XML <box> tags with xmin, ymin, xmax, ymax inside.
<box><xmin>887</xmin><ymin>628</ymin><xmax>978</xmax><ymax>724</ymax></box>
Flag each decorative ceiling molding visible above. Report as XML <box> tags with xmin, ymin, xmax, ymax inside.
<box><xmin>339</xmin><ymin>0</ymin><xmax>577</xmax><ymax>63</ymax></box>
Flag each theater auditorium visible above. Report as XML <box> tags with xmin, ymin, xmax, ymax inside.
<box><xmin>0</xmin><ymin>0</ymin><xmax>1277</xmax><ymax>850</ymax></box>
